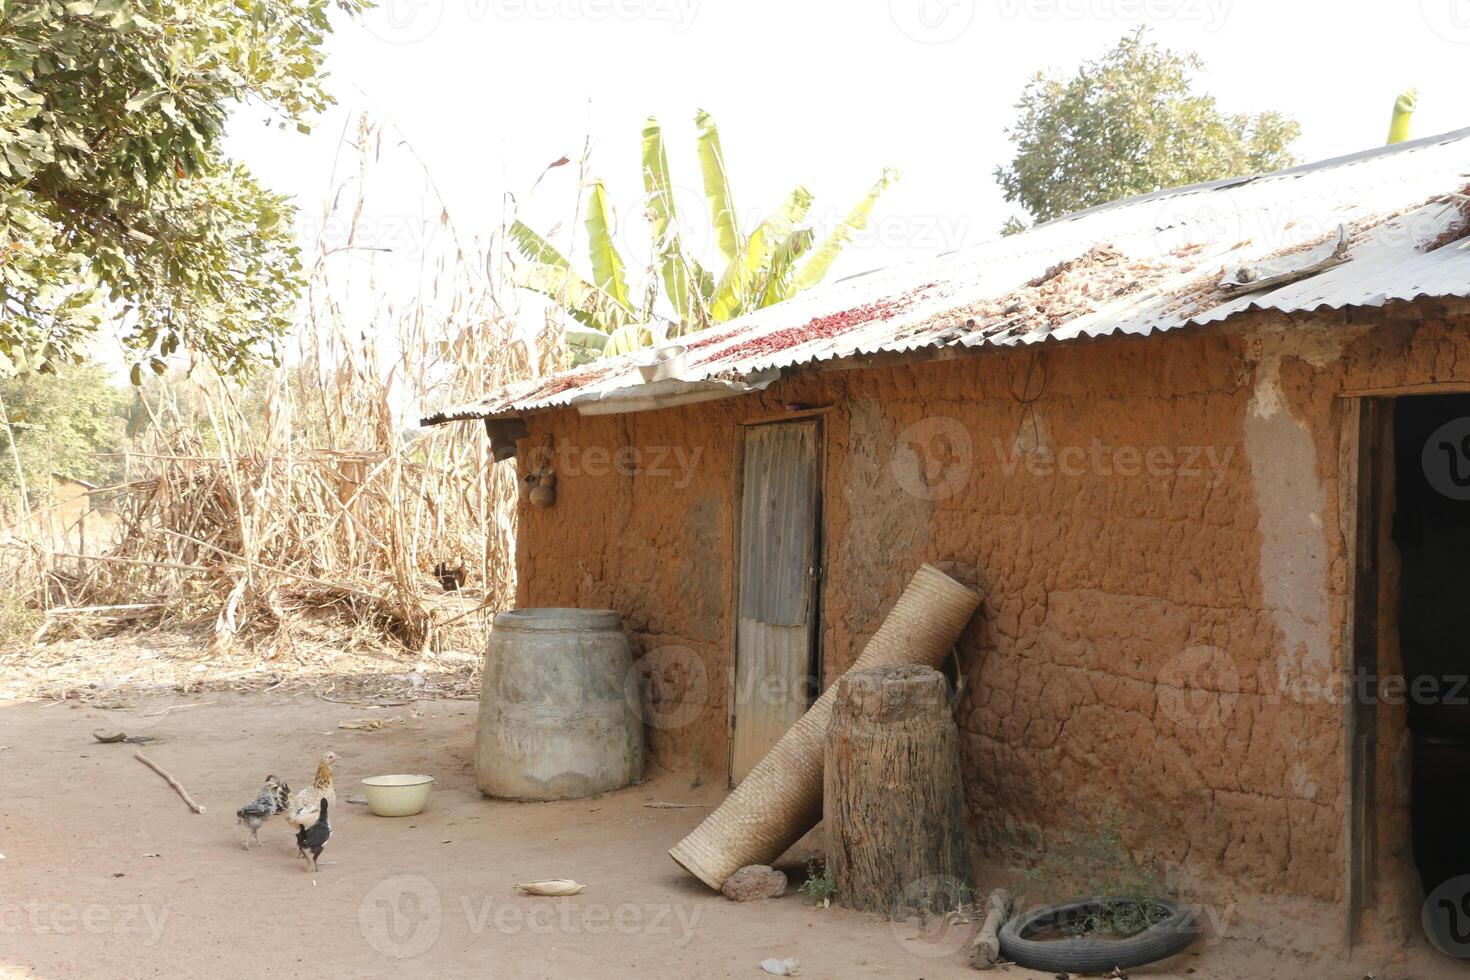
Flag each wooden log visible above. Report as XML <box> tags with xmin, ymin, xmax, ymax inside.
<box><xmin>968</xmin><ymin>888</ymin><xmax>1013</xmax><ymax>969</ymax></box>
<box><xmin>823</xmin><ymin>664</ymin><xmax>971</xmax><ymax>917</ymax></box>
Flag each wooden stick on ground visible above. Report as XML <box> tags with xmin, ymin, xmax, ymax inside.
<box><xmin>968</xmin><ymin>888</ymin><xmax>1013</xmax><ymax>970</ymax></box>
<box><xmin>134</xmin><ymin>751</ymin><xmax>206</xmax><ymax>814</ymax></box>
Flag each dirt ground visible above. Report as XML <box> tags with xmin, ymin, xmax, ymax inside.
<box><xmin>0</xmin><ymin>678</ymin><xmax>1463</xmax><ymax>978</ymax></box>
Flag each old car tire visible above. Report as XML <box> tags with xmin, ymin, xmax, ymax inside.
<box><xmin>998</xmin><ymin>896</ymin><xmax>1196</xmax><ymax>973</ymax></box>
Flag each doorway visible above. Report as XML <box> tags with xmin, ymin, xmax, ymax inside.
<box><xmin>729</xmin><ymin>418</ymin><xmax>823</xmax><ymax>785</ymax></box>
<box><xmin>1347</xmin><ymin>392</ymin><xmax>1470</xmax><ymax>949</ymax></box>
<box><xmin>1392</xmin><ymin>394</ymin><xmax>1470</xmax><ymax>900</ymax></box>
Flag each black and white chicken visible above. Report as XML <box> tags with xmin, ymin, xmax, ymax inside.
<box><xmin>236</xmin><ymin>775</ymin><xmax>291</xmax><ymax>849</ymax></box>
<box><xmin>295</xmin><ymin>798</ymin><xmax>331</xmax><ymax>872</ymax></box>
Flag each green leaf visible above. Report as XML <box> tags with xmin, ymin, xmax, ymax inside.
<box><xmin>641</xmin><ymin>116</ymin><xmax>692</xmax><ymax>323</ymax></box>
<box><xmin>695</xmin><ymin>109</ymin><xmax>740</xmax><ymax>265</ymax></box>
<box><xmin>565</xmin><ymin>322</ymin><xmax>608</xmax><ymax>352</ymax></box>
<box><xmin>641</xmin><ymin>117</ymin><xmax>676</xmax><ymax>250</ymax></box>
<box><xmin>794</xmin><ymin>168</ymin><xmax>898</xmax><ymax>292</ymax></box>
<box><xmin>757</xmin><ymin>227</ymin><xmax>816</xmax><ymax>308</ymax></box>
<box><xmin>1387</xmin><ymin>87</ymin><xmax>1415</xmax><ymax>145</ymax></box>
<box><xmin>584</xmin><ymin>180</ymin><xmax>631</xmax><ymax>310</ymax></box>
<box><xmin>513</xmin><ymin>261</ymin><xmax>628</xmax><ymax>334</ymax></box>
<box><xmin>124</xmin><ymin>88</ymin><xmax>165</xmax><ymax>112</ymax></box>
<box><xmin>710</xmin><ymin>184</ymin><xmax>813</xmax><ymax>321</ymax></box>
<box><xmin>602</xmin><ymin>322</ymin><xmax>652</xmax><ymax>358</ymax></box>
<box><xmin>508</xmin><ymin>219</ymin><xmax>574</xmax><ymax>269</ymax></box>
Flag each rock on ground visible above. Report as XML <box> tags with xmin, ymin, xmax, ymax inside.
<box><xmin>722</xmin><ymin>864</ymin><xmax>788</xmax><ymax>901</ymax></box>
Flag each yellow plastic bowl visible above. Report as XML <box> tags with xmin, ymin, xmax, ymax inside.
<box><xmin>361</xmin><ymin>774</ymin><xmax>434</xmax><ymax>816</ymax></box>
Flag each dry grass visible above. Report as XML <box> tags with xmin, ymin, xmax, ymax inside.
<box><xmin>0</xmin><ymin>115</ymin><xmax>545</xmax><ymax>674</ymax></box>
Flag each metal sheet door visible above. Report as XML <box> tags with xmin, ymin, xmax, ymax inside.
<box><xmin>731</xmin><ymin>419</ymin><xmax>821</xmax><ymax>784</ymax></box>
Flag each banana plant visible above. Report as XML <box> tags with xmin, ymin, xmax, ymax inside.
<box><xmin>1387</xmin><ymin>88</ymin><xmax>1416</xmax><ymax>145</ymax></box>
<box><xmin>509</xmin><ymin>109</ymin><xmax>898</xmax><ymax>361</ymax></box>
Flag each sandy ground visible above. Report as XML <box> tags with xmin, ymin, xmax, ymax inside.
<box><xmin>0</xmin><ymin>689</ymin><xmax>1464</xmax><ymax>979</ymax></box>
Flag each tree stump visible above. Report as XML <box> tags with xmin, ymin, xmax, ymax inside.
<box><xmin>823</xmin><ymin>664</ymin><xmax>971</xmax><ymax>917</ymax></box>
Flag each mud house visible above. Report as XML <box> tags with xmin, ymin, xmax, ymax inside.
<box><xmin>426</xmin><ymin>130</ymin><xmax>1470</xmax><ymax>954</ymax></box>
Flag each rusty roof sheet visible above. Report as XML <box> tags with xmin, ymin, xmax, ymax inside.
<box><xmin>423</xmin><ymin>127</ymin><xmax>1470</xmax><ymax>424</ymax></box>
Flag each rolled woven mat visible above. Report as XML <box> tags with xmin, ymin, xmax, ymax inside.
<box><xmin>669</xmin><ymin>562</ymin><xmax>983</xmax><ymax>889</ymax></box>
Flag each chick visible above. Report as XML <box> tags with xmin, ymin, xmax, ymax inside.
<box><xmin>235</xmin><ymin>775</ymin><xmax>290</xmax><ymax>849</ymax></box>
<box><xmin>295</xmin><ymin>798</ymin><xmax>331</xmax><ymax>872</ymax></box>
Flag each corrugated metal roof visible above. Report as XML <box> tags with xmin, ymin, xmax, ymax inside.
<box><xmin>423</xmin><ymin>128</ymin><xmax>1470</xmax><ymax>424</ymax></box>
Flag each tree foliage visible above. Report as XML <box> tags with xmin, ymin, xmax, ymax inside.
<box><xmin>0</xmin><ymin>0</ymin><xmax>360</xmax><ymax>376</ymax></box>
<box><xmin>0</xmin><ymin>359</ymin><xmax>126</xmax><ymax>498</ymax></box>
<box><xmin>995</xmin><ymin>29</ymin><xmax>1300</xmax><ymax>226</ymax></box>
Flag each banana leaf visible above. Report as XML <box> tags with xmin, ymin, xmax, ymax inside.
<box><xmin>603</xmin><ymin>322</ymin><xmax>654</xmax><ymax>357</ymax></box>
<box><xmin>507</xmin><ymin>220</ymin><xmax>574</xmax><ymax>269</ymax></box>
<box><xmin>565</xmin><ymin>322</ymin><xmax>608</xmax><ymax>366</ymax></box>
<box><xmin>692</xmin><ymin>257</ymin><xmax>715</xmax><ymax>304</ymax></box>
<box><xmin>695</xmin><ymin>109</ymin><xmax>740</xmax><ymax>265</ymax></box>
<box><xmin>585</xmin><ymin>180</ymin><xmax>631</xmax><ymax>310</ymax></box>
<box><xmin>642</xmin><ymin>116</ymin><xmax>696</xmax><ymax>326</ymax></box>
<box><xmin>794</xmin><ymin>167</ymin><xmax>899</xmax><ymax>292</ymax></box>
<box><xmin>756</xmin><ymin>227</ymin><xmax>816</xmax><ymax>308</ymax></box>
<box><xmin>513</xmin><ymin>261</ymin><xmax>628</xmax><ymax>334</ymax></box>
<box><xmin>641</xmin><ymin>117</ymin><xmax>677</xmax><ymax>248</ymax></box>
<box><xmin>1387</xmin><ymin>88</ymin><xmax>1416</xmax><ymax>145</ymax></box>
<box><xmin>709</xmin><ymin>184</ymin><xmax>814</xmax><ymax>322</ymax></box>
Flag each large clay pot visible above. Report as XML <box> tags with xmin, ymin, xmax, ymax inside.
<box><xmin>475</xmin><ymin>608</ymin><xmax>644</xmax><ymax>800</ymax></box>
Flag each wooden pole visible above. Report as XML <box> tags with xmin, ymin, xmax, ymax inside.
<box><xmin>823</xmin><ymin>664</ymin><xmax>971</xmax><ymax>917</ymax></box>
<box><xmin>969</xmin><ymin>888</ymin><xmax>1013</xmax><ymax>969</ymax></box>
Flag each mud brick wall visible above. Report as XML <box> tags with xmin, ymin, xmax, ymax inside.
<box><xmin>512</xmin><ymin>303</ymin><xmax>1470</xmax><ymax>920</ymax></box>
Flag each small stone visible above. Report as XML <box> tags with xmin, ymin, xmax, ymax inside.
<box><xmin>722</xmin><ymin>865</ymin><xmax>787</xmax><ymax>902</ymax></box>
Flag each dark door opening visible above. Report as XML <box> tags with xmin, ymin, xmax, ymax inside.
<box><xmin>1392</xmin><ymin>393</ymin><xmax>1470</xmax><ymax>900</ymax></box>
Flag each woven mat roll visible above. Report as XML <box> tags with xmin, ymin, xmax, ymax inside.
<box><xmin>670</xmin><ymin>563</ymin><xmax>983</xmax><ymax>889</ymax></box>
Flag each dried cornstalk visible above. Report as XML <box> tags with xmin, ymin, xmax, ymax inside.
<box><xmin>2</xmin><ymin>114</ymin><xmax>542</xmax><ymax>662</ymax></box>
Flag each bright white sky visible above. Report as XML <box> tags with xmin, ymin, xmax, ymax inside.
<box><xmin>219</xmin><ymin>0</ymin><xmax>1468</xmax><ymax>336</ymax></box>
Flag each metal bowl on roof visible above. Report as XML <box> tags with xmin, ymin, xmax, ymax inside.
<box><xmin>633</xmin><ymin>343</ymin><xmax>687</xmax><ymax>383</ymax></box>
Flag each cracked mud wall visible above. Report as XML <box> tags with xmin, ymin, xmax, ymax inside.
<box><xmin>509</xmin><ymin>303</ymin><xmax>1470</xmax><ymax>928</ymax></box>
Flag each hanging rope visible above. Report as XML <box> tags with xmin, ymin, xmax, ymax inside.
<box><xmin>1008</xmin><ymin>350</ymin><xmax>1050</xmax><ymax>449</ymax></box>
